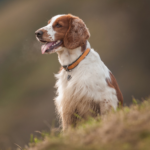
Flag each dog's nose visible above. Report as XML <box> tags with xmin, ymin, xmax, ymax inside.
<box><xmin>35</xmin><ymin>30</ymin><xmax>43</xmax><ymax>37</ymax></box>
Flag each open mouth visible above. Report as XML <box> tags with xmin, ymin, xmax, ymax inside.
<box><xmin>41</xmin><ymin>40</ymin><xmax>63</xmax><ymax>54</ymax></box>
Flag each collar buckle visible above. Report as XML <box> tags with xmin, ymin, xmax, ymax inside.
<box><xmin>66</xmin><ymin>66</ymin><xmax>72</xmax><ymax>72</ymax></box>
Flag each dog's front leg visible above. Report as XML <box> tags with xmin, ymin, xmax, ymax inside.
<box><xmin>61</xmin><ymin>112</ymin><xmax>76</xmax><ymax>130</ymax></box>
<box><xmin>61</xmin><ymin>113</ymin><xmax>70</xmax><ymax>130</ymax></box>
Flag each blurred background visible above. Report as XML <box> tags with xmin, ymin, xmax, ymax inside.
<box><xmin>0</xmin><ymin>0</ymin><xmax>150</xmax><ymax>149</ymax></box>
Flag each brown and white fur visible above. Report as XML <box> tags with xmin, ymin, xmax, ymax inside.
<box><xmin>35</xmin><ymin>14</ymin><xmax>123</xmax><ymax>130</ymax></box>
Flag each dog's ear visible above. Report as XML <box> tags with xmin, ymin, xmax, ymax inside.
<box><xmin>64</xmin><ymin>14</ymin><xmax>90</xmax><ymax>49</ymax></box>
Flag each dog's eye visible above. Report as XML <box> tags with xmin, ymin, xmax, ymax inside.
<box><xmin>55</xmin><ymin>23</ymin><xmax>62</xmax><ymax>28</ymax></box>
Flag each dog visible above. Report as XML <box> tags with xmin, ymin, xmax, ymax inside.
<box><xmin>35</xmin><ymin>14</ymin><xmax>123</xmax><ymax>130</ymax></box>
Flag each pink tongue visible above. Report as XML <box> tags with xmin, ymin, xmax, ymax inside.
<box><xmin>41</xmin><ymin>42</ymin><xmax>53</xmax><ymax>54</ymax></box>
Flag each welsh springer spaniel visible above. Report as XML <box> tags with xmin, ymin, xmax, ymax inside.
<box><xmin>35</xmin><ymin>14</ymin><xmax>123</xmax><ymax>130</ymax></box>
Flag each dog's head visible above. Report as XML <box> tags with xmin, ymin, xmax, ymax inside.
<box><xmin>35</xmin><ymin>14</ymin><xmax>90</xmax><ymax>54</ymax></box>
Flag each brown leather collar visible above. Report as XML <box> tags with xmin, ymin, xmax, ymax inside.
<box><xmin>63</xmin><ymin>48</ymin><xmax>90</xmax><ymax>71</ymax></box>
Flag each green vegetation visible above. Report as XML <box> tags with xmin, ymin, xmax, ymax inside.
<box><xmin>24</xmin><ymin>99</ymin><xmax>150</xmax><ymax>150</ymax></box>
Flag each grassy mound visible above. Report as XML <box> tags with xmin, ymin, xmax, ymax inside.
<box><xmin>25</xmin><ymin>99</ymin><xmax>150</xmax><ymax>150</ymax></box>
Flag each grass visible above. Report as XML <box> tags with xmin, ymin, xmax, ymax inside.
<box><xmin>21</xmin><ymin>98</ymin><xmax>150</xmax><ymax>150</ymax></box>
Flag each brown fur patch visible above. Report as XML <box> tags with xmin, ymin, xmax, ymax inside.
<box><xmin>50</xmin><ymin>14</ymin><xmax>90</xmax><ymax>49</ymax></box>
<box><xmin>63</xmin><ymin>14</ymin><xmax>90</xmax><ymax>49</ymax></box>
<box><xmin>52</xmin><ymin>15</ymin><xmax>70</xmax><ymax>45</ymax></box>
<box><xmin>106</xmin><ymin>72</ymin><xmax>123</xmax><ymax>106</ymax></box>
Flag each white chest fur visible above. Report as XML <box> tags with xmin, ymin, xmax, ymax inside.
<box><xmin>54</xmin><ymin>42</ymin><xmax>118</xmax><ymax>129</ymax></box>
